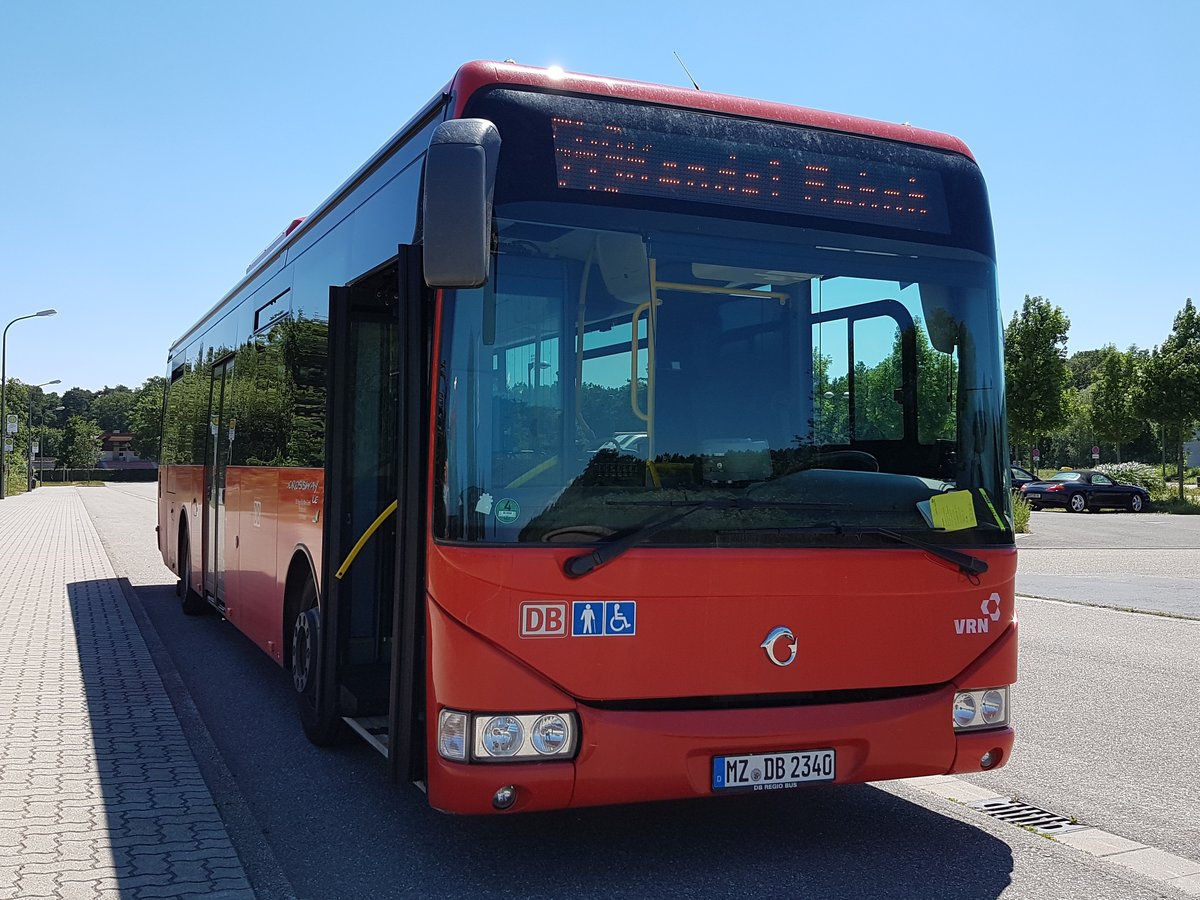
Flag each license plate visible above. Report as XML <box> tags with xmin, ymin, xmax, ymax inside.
<box><xmin>712</xmin><ymin>749</ymin><xmax>836</xmax><ymax>791</ymax></box>
<box><xmin>1026</xmin><ymin>492</ymin><xmax>1040</xmax><ymax>498</ymax></box>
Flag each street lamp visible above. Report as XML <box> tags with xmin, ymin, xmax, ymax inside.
<box><xmin>27</xmin><ymin>380</ymin><xmax>61</xmax><ymax>490</ymax></box>
<box><xmin>1</xmin><ymin>309</ymin><xmax>58</xmax><ymax>499</ymax></box>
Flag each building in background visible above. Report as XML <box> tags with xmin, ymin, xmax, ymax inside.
<box><xmin>98</xmin><ymin>432</ymin><xmax>156</xmax><ymax>470</ymax></box>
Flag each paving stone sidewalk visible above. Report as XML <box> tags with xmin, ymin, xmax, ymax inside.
<box><xmin>0</xmin><ymin>488</ymin><xmax>255</xmax><ymax>899</ymax></box>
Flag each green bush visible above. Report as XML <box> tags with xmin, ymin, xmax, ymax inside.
<box><xmin>1093</xmin><ymin>461</ymin><xmax>1165</xmax><ymax>493</ymax></box>
<box><xmin>1011</xmin><ymin>493</ymin><xmax>1031</xmax><ymax>533</ymax></box>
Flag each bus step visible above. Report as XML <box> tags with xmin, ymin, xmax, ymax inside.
<box><xmin>344</xmin><ymin>716</ymin><xmax>390</xmax><ymax>757</ymax></box>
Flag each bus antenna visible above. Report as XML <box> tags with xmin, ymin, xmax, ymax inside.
<box><xmin>673</xmin><ymin>52</ymin><xmax>701</xmax><ymax>91</ymax></box>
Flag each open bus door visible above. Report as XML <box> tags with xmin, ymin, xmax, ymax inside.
<box><xmin>320</xmin><ymin>245</ymin><xmax>427</xmax><ymax>784</ymax></box>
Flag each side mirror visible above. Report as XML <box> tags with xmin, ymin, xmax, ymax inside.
<box><xmin>422</xmin><ymin>119</ymin><xmax>501</xmax><ymax>289</ymax></box>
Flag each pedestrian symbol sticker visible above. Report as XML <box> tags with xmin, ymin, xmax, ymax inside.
<box><xmin>572</xmin><ymin>601</ymin><xmax>636</xmax><ymax>636</ymax></box>
<box><xmin>495</xmin><ymin>498</ymin><xmax>521</xmax><ymax>524</ymax></box>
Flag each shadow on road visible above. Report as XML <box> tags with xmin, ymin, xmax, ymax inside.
<box><xmin>85</xmin><ymin>575</ymin><xmax>1015</xmax><ymax>899</ymax></box>
<box><xmin>65</xmin><ymin>577</ymin><xmax>248</xmax><ymax>895</ymax></box>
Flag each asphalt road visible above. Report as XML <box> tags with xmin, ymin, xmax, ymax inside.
<box><xmin>1017</xmin><ymin>509</ymin><xmax>1200</xmax><ymax>618</ymax></box>
<box><xmin>78</xmin><ymin>483</ymin><xmax>1198</xmax><ymax>899</ymax></box>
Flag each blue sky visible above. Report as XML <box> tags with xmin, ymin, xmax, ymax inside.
<box><xmin>1</xmin><ymin>1</ymin><xmax>1195</xmax><ymax>392</ymax></box>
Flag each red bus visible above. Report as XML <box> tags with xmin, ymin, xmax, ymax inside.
<box><xmin>159</xmin><ymin>61</ymin><xmax>1016</xmax><ymax>814</ymax></box>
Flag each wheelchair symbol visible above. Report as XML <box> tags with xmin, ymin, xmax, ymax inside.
<box><xmin>605</xmin><ymin>601</ymin><xmax>635</xmax><ymax>636</ymax></box>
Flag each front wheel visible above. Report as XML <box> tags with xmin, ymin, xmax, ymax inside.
<box><xmin>1129</xmin><ymin>494</ymin><xmax>1146</xmax><ymax>513</ymax></box>
<box><xmin>1068</xmin><ymin>493</ymin><xmax>1088</xmax><ymax>513</ymax></box>
<box><xmin>291</xmin><ymin>580</ymin><xmax>345</xmax><ymax>746</ymax></box>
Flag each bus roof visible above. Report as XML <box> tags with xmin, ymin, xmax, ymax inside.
<box><xmin>170</xmin><ymin>60</ymin><xmax>975</xmax><ymax>356</ymax></box>
<box><xmin>450</xmin><ymin>60</ymin><xmax>976</xmax><ymax>161</ymax></box>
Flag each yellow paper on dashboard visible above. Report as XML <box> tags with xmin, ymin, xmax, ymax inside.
<box><xmin>929</xmin><ymin>490</ymin><xmax>978</xmax><ymax>531</ymax></box>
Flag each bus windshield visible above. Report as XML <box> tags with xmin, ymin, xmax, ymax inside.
<box><xmin>435</xmin><ymin>206</ymin><xmax>1009</xmax><ymax>549</ymax></box>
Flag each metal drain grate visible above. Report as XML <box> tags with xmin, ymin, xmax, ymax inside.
<box><xmin>968</xmin><ymin>797</ymin><xmax>1088</xmax><ymax>836</ymax></box>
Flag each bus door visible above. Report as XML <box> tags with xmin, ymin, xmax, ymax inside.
<box><xmin>321</xmin><ymin>247</ymin><xmax>427</xmax><ymax>782</ymax></box>
<box><xmin>204</xmin><ymin>357</ymin><xmax>234</xmax><ymax>605</ymax></box>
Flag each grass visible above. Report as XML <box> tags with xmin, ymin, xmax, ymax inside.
<box><xmin>1011</xmin><ymin>494</ymin><xmax>1031</xmax><ymax>533</ymax></box>
<box><xmin>1148</xmin><ymin>495</ymin><xmax>1200</xmax><ymax>514</ymax></box>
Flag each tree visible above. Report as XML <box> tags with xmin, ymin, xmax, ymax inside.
<box><xmin>129</xmin><ymin>376</ymin><xmax>166</xmax><ymax>461</ymax></box>
<box><xmin>1004</xmin><ymin>296</ymin><xmax>1071</xmax><ymax>468</ymax></box>
<box><xmin>1135</xmin><ymin>298</ymin><xmax>1200</xmax><ymax>500</ymax></box>
<box><xmin>1065</xmin><ymin>348</ymin><xmax>1108</xmax><ymax>392</ymax></box>
<box><xmin>61</xmin><ymin>416</ymin><xmax>102</xmax><ymax>469</ymax></box>
<box><xmin>2</xmin><ymin>379</ymin><xmax>32</xmax><ymax>495</ymax></box>
<box><xmin>91</xmin><ymin>385</ymin><xmax>135</xmax><ymax>432</ymax></box>
<box><xmin>60</xmin><ymin>387</ymin><xmax>94</xmax><ymax>421</ymax></box>
<box><xmin>1090</xmin><ymin>346</ymin><xmax>1143</xmax><ymax>462</ymax></box>
<box><xmin>1047</xmin><ymin>384</ymin><xmax>1094</xmax><ymax>467</ymax></box>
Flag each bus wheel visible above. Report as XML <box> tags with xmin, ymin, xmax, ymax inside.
<box><xmin>178</xmin><ymin>531</ymin><xmax>208</xmax><ymax>616</ymax></box>
<box><xmin>291</xmin><ymin>579</ymin><xmax>345</xmax><ymax>746</ymax></box>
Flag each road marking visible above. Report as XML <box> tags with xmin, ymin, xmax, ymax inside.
<box><xmin>907</xmin><ymin>776</ymin><xmax>1200</xmax><ymax>895</ymax></box>
<box><xmin>1017</xmin><ymin>593</ymin><xmax>1200</xmax><ymax>623</ymax></box>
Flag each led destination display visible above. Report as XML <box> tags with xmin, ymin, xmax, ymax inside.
<box><xmin>552</xmin><ymin>115</ymin><xmax>950</xmax><ymax>233</ymax></box>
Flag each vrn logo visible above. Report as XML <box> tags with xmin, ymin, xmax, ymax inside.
<box><xmin>955</xmin><ymin>593</ymin><xmax>1002</xmax><ymax>635</ymax></box>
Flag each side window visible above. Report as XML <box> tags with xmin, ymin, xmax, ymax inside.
<box><xmin>283</xmin><ymin>314</ymin><xmax>329</xmax><ymax>467</ymax></box>
<box><xmin>163</xmin><ymin>364</ymin><xmax>186</xmax><ymax>465</ymax></box>
<box><xmin>812</xmin><ymin>318</ymin><xmax>850</xmax><ymax>445</ymax></box>
<box><xmin>811</xmin><ymin>277</ymin><xmax>956</xmax><ymax>446</ymax></box>
<box><xmin>579</xmin><ymin>315</ymin><xmax>646</xmax><ymax>450</ymax></box>
<box><xmin>851</xmin><ymin>315</ymin><xmax>904</xmax><ymax>442</ymax></box>
<box><xmin>228</xmin><ymin>327</ymin><xmax>287</xmax><ymax>467</ymax></box>
<box><xmin>1092</xmin><ymin>474</ymin><xmax>1112</xmax><ymax>485</ymax></box>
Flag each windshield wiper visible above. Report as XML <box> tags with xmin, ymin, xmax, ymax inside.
<box><xmin>825</xmin><ymin>525</ymin><xmax>988</xmax><ymax>578</ymax></box>
<box><xmin>563</xmin><ymin>497</ymin><xmax>839</xmax><ymax>578</ymax></box>
<box><xmin>712</xmin><ymin>523</ymin><xmax>989</xmax><ymax>578</ymax></box>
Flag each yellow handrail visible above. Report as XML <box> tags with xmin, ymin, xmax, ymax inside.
<box><xmin>334</xmin><ymin>500</ymin><xmax>398</xmax><ymax>580</ymax></box>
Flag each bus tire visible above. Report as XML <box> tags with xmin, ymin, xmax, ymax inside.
<box><xmin>290</xmin><ymin>576</ymin><xmax>345</xmax><ymax>746</ymax></box>
<box><xmin>178</xmin><ymin>529</ymin><xmax>209</xmax><ymax>616</ymax></box>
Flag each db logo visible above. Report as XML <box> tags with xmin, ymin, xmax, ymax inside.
<box><xmin>520</xmin><ymin>603</ymin><xmax>567</xmax><ymax>638</ymax></box>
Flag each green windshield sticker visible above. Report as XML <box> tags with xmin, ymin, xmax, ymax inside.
<box><xmin>978</xmin><ymin>489</ymin><xmax>1005</xmax><ymax>529</ymax></box>
<box><xmin>495</xmin><ymin>498</ymin><xmax>521</xmax><ymax>524</ymax></box>
<box><xmin>929</xmin><ymin>490</ymin><xmax>978</xmax><ymax>532</ymax></box>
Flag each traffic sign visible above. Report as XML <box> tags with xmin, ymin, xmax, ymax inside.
<box><xmin>5</xmin><ymin>414</ymin><xmax>16</xmax><ymax>434</ymax></box>
<box><xmin>1091</xmin><ymin>445</ymin><xmax>1100</xmax><ymax>460</ymax></box>
<box><xmin>1032</xmin><ymin>448</ymin><xmax>1040</xmax><ymax>459</ymax></box>
<box><xmin>3</xmin><ymin>438</ymin><xmax>12</xmax><ymax>453</ymax></box>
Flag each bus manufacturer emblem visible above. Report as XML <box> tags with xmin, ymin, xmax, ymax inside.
<box><xmin>760</xmin><ymin>626</ymin><xmax>797</xmax><ymax>667</ymax></box>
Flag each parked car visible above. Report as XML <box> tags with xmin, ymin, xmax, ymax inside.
<box><xmin>1019</xmin><ymin>469</ymin><xmax>1150</xmax><ymax>513</ymax></box>
<box><xmin>1010</xmin><ymin>465</ymin><xmax>1036</xmax><ymax>490</ymax></box>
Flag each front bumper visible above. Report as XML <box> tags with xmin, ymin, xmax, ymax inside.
<box><xmin>426</xmin><ymin>686</ymin><xmax>1014</xmax><ymax>814</ymax></box>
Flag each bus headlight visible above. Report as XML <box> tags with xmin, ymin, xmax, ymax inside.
<box><xmin>480</xmin><ymin>716</ymin><xmax>524</xmax><ymax>757</ymax></box>
<box><xmin>530</xmin><ymin>714</ymin><xmax>571</xmax><ymax>755</ymax></box>
<box><xmin>952</xmin><ymin>687</ymin><xmax>1009</xmax><ymax>731</ymax></box>
<box><xmin>438</xmin><ymin>709</ymin><xmax>579</xmax><ymax>762</ymax></box>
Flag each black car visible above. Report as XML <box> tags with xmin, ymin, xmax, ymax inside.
<box><xmin>1010</xmin><ymin>465</ymin><xmax>1036</xmax><ymax>490</ymax></box>
<box><xmin>1020</xmin><ymin>469</ymin><xmax>1150</xmax><ymax>513</ymax></box>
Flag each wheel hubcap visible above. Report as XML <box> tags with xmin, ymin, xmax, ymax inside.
<box><xmin>293</xmin><ymin>616</ymin><xmax>311</xmax><ymax>693</ymax></box>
